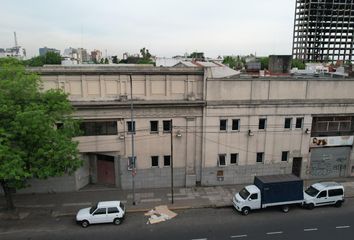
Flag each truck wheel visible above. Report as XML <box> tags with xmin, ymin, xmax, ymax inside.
<box><xmin>81</xmin><ymin>220</ymin><xmax>89</xmax><ymax>228</ymax></box>
<box><xmin>334</xmin><ymin>201</ymin><xmax>343</xmax><ymax>208</ymax></box>
<box><xmin>307</xmin><ymin>203</ymin><xmax>315</xmax><ymax>210</ymax></box>
<box><xmin>241</xmin><ymin>207</ymin><xmax>250</xmax><ymax>216</ymax></box>
<box><xmin>281</xmin><ymin>205</ymin><xmax>289</xmax><ymax>213</ymax></box>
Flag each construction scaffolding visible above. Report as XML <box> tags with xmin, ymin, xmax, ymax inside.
<box><xmin>292</xmin><ymin>0</ymin><xmax>354</xmax><ymax>63</ymax></box>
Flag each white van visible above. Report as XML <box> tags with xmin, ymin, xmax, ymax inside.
<box><xmin>76</xmin><ymin>201</ymin><xmax>125</xmax><ymax>228</ymax></box>
<box><xmin>303</xmin><ymin>182</ymin><xmax>344</xmax><ymax>209</ymax></box>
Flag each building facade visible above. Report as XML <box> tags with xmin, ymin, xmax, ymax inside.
<box><xmin>19</xmin><ymin>65</ymin><xmax>354</xmax><ymax>193</ymax></box>
<box><xmin>39</xmin><ymin>47</ymin><xmax>60</xmax><ymax>56</ymax></box>
<box><xmin>292</xmin><ymin>0</ymin><xmax>354</xmax><ymax>62</ymax></box>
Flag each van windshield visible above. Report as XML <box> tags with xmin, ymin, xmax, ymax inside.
<box><xmin>90</xmin><ymin>203</ymin><xmax>98</xmax><ymax>214</ymax></box>
<box><xmin>305</xmin><ymin>186</ymin><xmax>319</xmax><ymax>197</ymax></box>
<box><xmin>239</xmin><ymin>188</ymin><xmax>250</xmax><ymax>200</ymax></box>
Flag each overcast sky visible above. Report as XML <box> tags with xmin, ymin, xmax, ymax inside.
<box><xmin>0</xmin><ymin>0</ymin><xmax>296</xmax><ymax>58</ymax></box>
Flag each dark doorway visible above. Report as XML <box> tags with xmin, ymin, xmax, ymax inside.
<box><xmin>292</xmin><ymin>157</ymin><xmax>302</xmax><ymax>177</ymax></box>
<box><xmin>97</xmin><ymin>154</ymin><xmax>115</xmax><ymax>185</ymax></box>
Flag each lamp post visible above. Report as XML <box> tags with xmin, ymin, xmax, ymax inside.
<box><xmin>170</xmin><ymin>119</ymin><xmax>174</xmax><ymax>204</ymax></box>
<box><xmin>130</xmin><ymin>75</ymin><xmax>136</xmax><ymax>205</ymax></box>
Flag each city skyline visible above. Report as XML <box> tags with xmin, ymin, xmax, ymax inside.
<box><xmin>1</xmin><ymin>0</ymin><xmax>296</xmax><ymax>58</ymax></box>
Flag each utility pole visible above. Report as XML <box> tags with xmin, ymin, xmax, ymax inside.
<box><xmin>130</xmin><ymin>75</ymin><xmax>136</xmax><ymax>205</ymax></box>
<box><xmin>170</xmin><ymin>119</ymin><xmax>174</xmax><ymax>204</ymax></box>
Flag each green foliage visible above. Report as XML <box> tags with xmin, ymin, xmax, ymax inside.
<box><xmin>291</xmin><ymin>59</ymin><xmax>306</xmax><ymax>69</ymax></box>
<box><xmin>0</xmin><ymin>58</ymin><xmax>82</xmax><ymax>208</ymax></box>
<box><xmin>222</xmin><ymin>56</ymin><xmax>244</xmax><ymax>70</ymax></box>
<box><xmin>259</xmin><ymin>57</ymin><xmax>269</xmax><ymax>70</ymax></box>
<box><xmin>104</xmin><ymin>58</ymin><xmax>109</xmax><ymax>64</ymax></box>
<box><xmin>24</xmin><ymin>52</ymin><xmax>61</xmax><ymax>67</ymax></box>
<box><xmin>140</xmin><ymin>47</ymin><xmax>151</xmax><ymax>60</ymax></box>
<box><xmin>188</xmin><ymin>52</ymin><xmax>204</xmax><ymax>60</ymax></box>
<box><xmin>100</xmin><ymin>58</ymin><xmax>104</xmax><ymax>64</ymax></box>
<box><xmin>112</xmin><ymin>56</ymin><xmax>119</xmax><ymax>64</ymax></box>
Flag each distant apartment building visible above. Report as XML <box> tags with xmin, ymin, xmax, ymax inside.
<box><xmin>0</xmin><ymin>46</ymin><xmax>26</xmax><ymax>59</ymax></box>
<box><xmin>18</xmin><ymin>65</ymin><xmax>354</xmax><ymax>193</ymax></box>
<box><xmin>39</xmin><ymin>47</ymin><xmax>60</xmax><ymax>56</ymax></box>
<box><xmin>77</xmin><ymin>48</ymin><xmax>89</xmax><ymax>63</ymax></box>
<box><xmin>91</xmin><ymin>49</ymin><xmax>102</xmax><ymax>63</ymax></box>
<box><xmin>292</xmin><ymin>0</ymin><xmax>354</xmax><ymax>62</ymax></box>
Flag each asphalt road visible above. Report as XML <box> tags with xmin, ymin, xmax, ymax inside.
<box><xmin>1</xmin><ymin>199</ymin><xmax>354</xmax><ymax>240</ymax></box>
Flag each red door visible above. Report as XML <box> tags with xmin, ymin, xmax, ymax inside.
<box><xmin>97</xmin><ymin>155</ymin><xmax>115</xmax><ymax>185</ymax></box>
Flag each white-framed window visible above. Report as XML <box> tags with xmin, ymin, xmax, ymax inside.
<box><xmin>295</xmin><ymin>117</ymin><xmax>303</xmax><ymax>129</ymax></box>
<box><xmin>220</xmin><ymin>119</ymin><xmax>228</xmax><ymax>131</ymax></box>
<box><xmin>284</xmin><ymin>118</ymin><xmax>292</xmax><ymax>129</ymax></box>
<box><xmin>164</xmin><ymin>155</ymin><xmax>171</xmax><ymax>167</ymax></box>
<box><xmin>259</xmin><ymin>118</ymin><xmax>267</xmax><ymax>130</ymax></box>
<box><xmin>218</xmin><ymin>154</ymin><xmax>227</xmax><ymax>166</ymax></box>
<box><xmin>232</xmin><ymin>119</ymin><xmax>240</xmax><ymax>131</ymax></box>
<box><xmin>150</xmin><ymin>120</ymin><xmax>159</xmax><ymax>133</ymax></box>
<box><xmin>256</xmin><ymin>152</ymin><xmax>264</xmax><ymax>163</ymax></box>
<box><xmin>230</xmin><ymin>153</ymin><xmax>238</xmax><ymax>165</ymax></box>
<box><xmin>151</xmin><ymin>156</ymin><xmax>159</xmax><ymax>167</ymax></box>
<box><xmin>281</xmin><ymin>151</ymin><xmax>289</xmax><ymax>162</ymax></box>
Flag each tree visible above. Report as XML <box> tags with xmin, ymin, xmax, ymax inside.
<box><xmin>112</xmin><ymin>56</ymin><xmax>119</xmax><ymax>64</ymax></box>
<box><xmin>259</xmin><ymin>57</ymin><xmax>269</xmax><ymax>70</ymax></box>
<box><xmin>25</xmin><ymin>52</ymin><xmax>61</xmax><ymax>67</ymax></box>
<box><xmin>44</xmin><ymin>52</ymin><xmax>61</xmax><ymax>65</ymax></box>
<box><xmin>0</xmin><ymin>58</ymin><xmax>82</xmax><ymax>210</ymax></box>
<box><xmin>291</xmin><ymin>59</ymin><xmax>306</xmax><ymax>69</ymax></box>
<box><xmin>140</xmin><ymin>47</ymin><xmax>151</xmax><ymax>60</ymax></box>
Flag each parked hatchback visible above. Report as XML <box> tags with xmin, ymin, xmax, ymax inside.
<box><xmin>76</xmin><ymin>201</ymin><xmax>125</xmax><ymax>228</ymax></box>
<box><xmin>303</xmin><ymin>182</ymin><xmax>344</xmax><ymax>209</ymax></box>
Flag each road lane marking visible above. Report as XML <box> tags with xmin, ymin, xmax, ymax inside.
<box><xmin>230</xmin><ymin>234</ymin><xmax>247</xmax><ymax>238</ymax></box>
<box><xmin>304</xmin><ymin>228</ymin><xmax>318</xmax><ymax>232</ymax></box>
<box><xmin>336</xmin><ymin>226</ymin><xmax>350</xmax><ymax>229</ymax></box>
<box><xmin>266</xmin><ymin>231</ymin><xmax>283</xmax><ymax>235</ymax></box>
<box><xmin>191</xmin><ymin>238</ymin><xmax>207</xmax><ymax>240</ymax></box>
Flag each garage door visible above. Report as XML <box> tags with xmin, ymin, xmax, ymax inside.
<box><xmin>310</xmin><ymin>147</ymin><xmax>350</xmax><ymax>178</ymax></box>
<box><xmin>97</xmin><ymin>155</ymin><xmax>115</xmax><ymax>185</ymax></box>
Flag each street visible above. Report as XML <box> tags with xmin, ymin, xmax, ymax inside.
<box><xmin>1</xmin><ymin>198</ymin><xmax>354</xmax><ymax>240</ymax></box>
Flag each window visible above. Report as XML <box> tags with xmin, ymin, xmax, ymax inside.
<box><xmin>80</xmin><ymin>121</ymin><xmax>118</xmax><ymax>136</ymax></box>
<box><xmin>127</xmin><ymin>121</ymin><xmax>135</xmax><ymax>133</ymax></box>
<box><xmin>259</xmin><ymin>118</ymin><xmax>267</xmax><ymax>130</ymax></box>
<box><xmin>256</xmin><ymin>152</ymin><xmax>264</xmax><ymax>163</ymax></box>
<box><xmin>328</xmin><ymin>189</ymin><xmax>344</xmax><ymax>197</ymax></box>
<box><xmin>284</xmin><ymin>118</ymin><xmax>292</xmax><ymax>129</ymax></box>
<box><xmin>93</xmin><ymin>208</ymin><xmax>106</xmax><ymax>215</ymax></box>
<box><xmin>163</xmin><ymin>120</ymin><xmax>171</xmax><ymax>133</ymax></box>
<box><xmin>296</xmin><ymin>118</ymin><xmax>303</xmax><ymax>129</ymax></box>
<box><xmin>232</xmin><ymin>119</ymin><xmax>240</xmax><ymax>131</ymax></box>
<box><xmin>317</xmin><ymin>191</ymin><xmax>327</xmax><ymax>198</ymax></box>
<box><xmin>249</xmin><ymin>193</ymin><xmax>258</xmax><ymax>200</ymax></box>
<box><xmin>220</xmin><ymin>119</ymin><xmax>227</xmax><ymax>131</ymax></box>
<box><xmin>281</xmin><ymin>151</ymin><xmax>289</xmax><ymax>162</ymax></box>
<box><xmin>150</xmin><ymin>121</ymin><xmax>158</xmax><ymax>133</ymax></box>
<box><xmin>164</xmin><ymin>155</ymin><xmax>171</xmax><ymax>166</ymax></box>
<box><xmin>108</xmin><ymin>207</ymin><xmax>119</xmax><ymax>214</ymax></box>
<box><xmin>230</xmin><ymin>153</ymin><xmax>238</xmax><ymax>165</ymax></box>
<box><xmin>218</xmin><ymin>154</ymin><xmax>226</xmax><ymax>166</ymax></box>
<box><xmin>151</xmin><ymin>156</ymin><xmax>159</xmax><ymax>167</ymax></box>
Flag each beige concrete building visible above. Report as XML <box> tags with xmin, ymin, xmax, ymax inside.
<box><xmin>21</xmin><ymin>65</ymin><xmax>354</xmax><ymax>193</ymax></box>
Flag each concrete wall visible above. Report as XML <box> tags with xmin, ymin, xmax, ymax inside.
<box><xmin>201</xmin><ymin>162</ymin><xmax>292</xmax><ymax>186</ymax></box>
<box><xmin>119</xmin><ymin>157</ymin><xmax>186</xmax><ymax>189</ymax></box>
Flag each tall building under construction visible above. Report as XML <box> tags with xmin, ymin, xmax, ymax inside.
<box><xmin>292</xmin><ymin>0</ymin><xmax>354</xmax><ymax>63</ymax></box>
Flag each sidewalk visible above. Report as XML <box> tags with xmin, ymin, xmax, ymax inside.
<box><xmin>1</xmin><ymin>177</ymin><xmax>354</xmax><ymax>219</ymax></box>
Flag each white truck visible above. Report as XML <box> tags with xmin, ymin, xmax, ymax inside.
<box><xmin>232</xmin><ymin>174</ymin><xmax>304</xmax><ymax>215</ymax></box>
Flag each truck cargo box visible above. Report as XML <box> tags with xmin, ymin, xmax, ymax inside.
<box><xmin>254</xmin><ymin>174</ymin><xmax>303</xmax><ymax>205</ymax></box>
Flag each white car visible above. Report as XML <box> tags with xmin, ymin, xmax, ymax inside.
<box><xmin>76</xmin><ymin>201</ymin><xmax>125</xmax><ymax>228</ymax></box>
<box><xmin>303</xmin><ymin>182</ymin><xmax>344</xmax><ymax>209</ymax></box>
